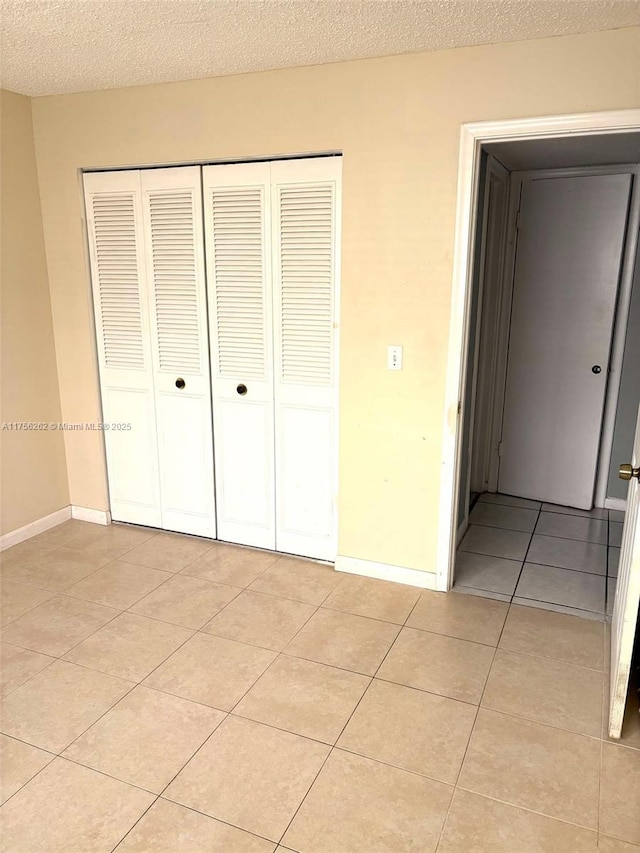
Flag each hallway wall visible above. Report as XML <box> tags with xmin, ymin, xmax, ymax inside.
<box><xmin>608</xmin><ymin>231</ymin><xmax>640</xmax><ymax>500</ymax></box>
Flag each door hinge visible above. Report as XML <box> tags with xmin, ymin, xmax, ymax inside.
<box><xmin>514</xmin><ymin>209</ymin><xmax>521</xmax><ymax>231</ymax></box>
<box><xmin>497</xmin><ymin>441</ymin><xmax>503</xmax><ymax>458</ymax></box>
<box><xmin>457</xmin><ymin>401</ymin><xmax>462</xmax><ymax>416</ymax></box>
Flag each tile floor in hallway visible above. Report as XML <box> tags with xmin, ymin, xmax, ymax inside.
<box><xmin>455</xmin><ymin>492</ymin><xmax>624</xmax><ymax>621</ymax></box>
<box><xmin>0</xmin><ymin>519</ymin><xmax>639</xmax><ymax>851</ymax></box>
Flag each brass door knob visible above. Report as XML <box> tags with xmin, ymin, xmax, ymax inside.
<box><xmin>618</xmin><ymin>463</ymin><xmax>640</xmax><ymax>481</ymax></box>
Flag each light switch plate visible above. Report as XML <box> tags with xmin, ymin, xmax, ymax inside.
<box><xmin>387</xmin><ymin>345</ymin><xmax>403</xmax><ymax>370</ymax></box>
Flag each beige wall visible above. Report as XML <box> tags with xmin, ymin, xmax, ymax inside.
<box><xmin>0</xmin><ymin>90</ymin><xmax>69</xmax><ymax>535</ymax></box>
<box><xmin>30</xmin><ymin>27</ymin><xmax>640</xmax><ymax>572</ymax></box>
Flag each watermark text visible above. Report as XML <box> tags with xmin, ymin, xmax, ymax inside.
<box><xmin>1</xmin><ymin>422</ymin><xmax>132</xmax><ymax>431</ymax></box>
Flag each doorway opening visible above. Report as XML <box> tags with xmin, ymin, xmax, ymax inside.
<box><xmin>440</xmin><ymin>112</ymin><xmax>640</xmax><ymax>625</ymax></box>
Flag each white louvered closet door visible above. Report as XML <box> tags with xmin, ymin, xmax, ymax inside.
<box><xmin>203</xmin><ymin>163</ymin><xmax>276</xmax><ymax>549</ymax></box>
<box><xmin>84</xmin><ymin>171</ymin><xmax>162</xmax><ymax>527</ymax></box>
<box><xmin>271</xmin><ymin>158</ymin><xmax>341</xmax><ymax>560</ymax></box>
<box><xmin>141</xmin><ymin>167</ymin><xmax>216</xmax><ymax>537</ymax></box>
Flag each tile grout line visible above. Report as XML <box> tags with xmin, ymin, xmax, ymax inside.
<box><xmin>111</xmin><ymin>794</ymin><xmax>280</xmax><ymax>853</ymax></box>
<box><xmin>1</xmin><ymin>597</ymin><xmax>129</xmax><ymax>676</ymax></box>
<box><xmin>3</xmin><ymin>722</ymin><xmax>611</xmax><ymax>851</ymax></box>
<box><xmin>477</xmin><ymin>640</ymin><xmax>606</xmax><ymax>675</ymax></box>
<box><xmin>510</xmin><ymin>596</ymin><xmax>607</xmax><ymax>621</ymax></box>
<box><xmin>66</xmin><ymin>735</ymin><xmax>281</xmax><ymax>853</ymax></box>
<box><xmin>433</xmin><ymin>594</ymin><xmax>513</xmax><ymax>850</ymax></box>
<box><xmin>498</xmin><ymin>596</ymin><xmax>605</xmax><ymax>621</ymax></box>
<box><xmin>435</xmin><ymin>569</ymin><xmax>608</xmax><ymax>845</ymax></box>
<box><xmin>0</xmin><ymin>644</ymin><xmax>59</xmax><ymax>699</ymax></box>
<box><xmin>230</xmin><ymin>669</ymin><xmax>612</xmax><ymax>747</ymax></box>
<box><xmin>3</xmin><ymin>593</ymin><xmax>616</xmax><ymax>739</ymax></box>
<box><xmin>2</xmin><ymin>751</ymin><xmax>160</xmax><ymax>824</ymax></box>
<box><xmin>214</xmin><ymin>572</ymin><xmax>396</xmax><ymax>845</ymax></box>
<box><xmin>463</xmin><ymin>501</ymin><xmax>609</xmax><ymax>567</ymax></box>
<box><xmin>107</xmin><ymin>699</ymin><xmax>240</xmax><ymax>852</ymax></box>
<box><xmin>5</xmin><ymin>557</ymin><xmax>617</xmax><ymax>700</ymax></box>
<box><xmin>0</xmin><ymin>584</ymin><xmax>60</xmax><ymax>630</ymax></box>
<box><xmin>0</xmin><ymin>738</ymin><xmax>57</xmax><ymax>808</ymax></box>
<box><xmin>452</xmin><ymin>600</ymin><xmax>512</xmax><ymax>786</ymax></box>
<box><xmin>455</xmin><ymin>504</ymin><xmax>612</xmax><ymax>844</ymax></box>
<box><xmin>468</xmin><ymin>519</ymin><xmax>608</xmax><ymax>545</ymax></box>
<box><xmin>2</xmin><ymin>593</ymin><xmax>279</xmax><ymax>825</ymax></box>
<box><xmin>115</xmin><ymin>544</ymin><xmax>343</xmax><ymax>652</ymax></box>
<box><xmin>203</xmin><ymin>601</ymin><xmax>322</xmax><ymax>654</ymax></box>
<box><xmin>1</xmin><ymin>543</ymin><xmax>332</xmax><ymax>697</ymax></box>
<box><xmin>155</xmin><ymin>694</ymin><xmax>331</xmax><ymax>849</ymax></box>
<box><xmin>214</xmin><ymin>565</ymin><xmax>346</xmax><ymax>725</ymax></box>
<box><xmin>0</xmin><ymin>527</ymin><xmax>184</xmax><ymax>626</ymax></box>
<box><xmin>598</xmin><ymin>688</ymin><xmax>605</xmax><ymax>839</ymax></box>
<box><xmin>53</xmin><ymin>621</ymin><xmax>203</xmax><ymax>756</ymax></box>
<box><xmin>453</xmin><ymin>700</ymin><xmax>606</xmax><ymax>744</ymax></box>
<box><xmin>108</xmin><ymin>793</ymin><xmax>161</xmax><ymax>852</ymax></box>
<box><xmin>0</xmin><ymin>608</ymin><xmax>206</xmax><ymax>810</ymax></box>
<box><xmin>460</xmin><ymin>547</ymin><xmax>609</xmax><ymax>578</ymax></box>
<box><xmin>478</xmin><ymin>495</ymin><xmax>607</xmax><ymax>519</ymax></box>
<box><xmin>273</xmin><ymin>583</ymin><xmax>423</xmax><ymax>846</ymax></box>
<box><xmin>3</xmin><ymin>575</ymin><xmax>383</xmax><ymax>706</ymax></box>
<box><xmin>597</xmin><ymin>510</ymin><xmax>611</xmax><ymax>837</ymax></box>
<box><xmin>508</xmin><ymin>503</ymin><xmax>542</xmax><ymax>605</ymax></box>
<box><xmin>1</xmin><ymin>521</ymin><xmax>170</xmax><ymax>594</ymax></box>
<box><xmin>114</xmin><ymin>549</ymin><xmax>322</xmax><ymax>631</ymax></box>
<box><xmin>2</xmin><ymin>576</ymin><xmax>239</xmax><ymax>656</ymax></box>
<box><xmin>463</xmin><ymin>501</ymin><xmax>611</xmax><ymax>617</ymax></box>
<box><xmin>102</xmin><ymin>560</ymin><xmax>346</xmax><ymax>843</ymax></box>
<box><xmin>0</xmin><ymin>646</ymin><xmax>137</xmax><ymax>700</ymax></box>
<box><xmin>444</xmin><ymin>786</ymin><xmax>603</xmax><ymax>838</ymax></box>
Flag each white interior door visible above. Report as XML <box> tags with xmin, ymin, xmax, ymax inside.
<box><xmin>203</xmin><ymin>162</ymin><xmax>276</xmax><ymax>549</ymax></box>
<box><xmin>141</xmin><ymin>167</ymin><xmax>216</xmax><ymax>538</ymax></box>
<box><xmin>499</xmin><ymin>174</ymin><xmax>632</xmax><ymax>508</ymax></box>
<box><xmin>609</xmin><ymin>404</ymin><xmax>640</xmax><ymax>738</ymax></box>
<box><xmin>203</xmin><ymin>157</ymin><xmax>341</xmax><ymax>560</ymax></box>
<box><xmin>84</xmin><ymin>170</ymin><xmax>162</xmax><ymax>528</ymax></box>
<box><xmin>272</xmin><ymin>158</ymin><xmax>341</xmax><ymax>561</ymax></box>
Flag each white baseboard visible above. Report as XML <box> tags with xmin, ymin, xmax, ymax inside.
<box><xmin>335</xmin><ymin>555</ymin><xmax>437</xmax><ymax>590</ymax></box>
<box><xmin>71</xmin><ymin>506</ymin><xmax>111</xmax><ymax>525</ymax></box>
<box><xmin>0</xmin><ymin>506</ymin><xmax>71</xmax><ymax>551</ymax></box>
<box><xmin>1</xmin><ymin>505</ymin><xmax>112</xmax><ymax>551</ymax></box>
<box><xmin>604</xmin><ymin>497</ymin><xmax>627</xmax><ymax>512</ymax></box>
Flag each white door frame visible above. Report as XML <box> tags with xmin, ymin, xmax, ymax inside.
<box><xmin>467</xmin><ymin>155</ymin><xmax>509</xmax><ymax>501</ymax></box>
<box><xmin>437</xmin><ymin>109</ymin><xmax>640</xmax><ymax>592</ymax></box>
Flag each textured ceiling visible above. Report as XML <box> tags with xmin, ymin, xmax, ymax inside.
<box><xmin>1</xmin><ymin>0</ymin><xmax>640</xmax><ymax>97</ymax></box>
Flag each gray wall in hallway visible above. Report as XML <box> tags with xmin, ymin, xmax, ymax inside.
<box><xmin>607</xmin><ymin>227</ymin><xmax>640</xmax><ymax>501</ymax></box>
<box><xmin>458</xmin><ymin>153</ymin><xmax>488</xmax><ymax>528</ymax></box>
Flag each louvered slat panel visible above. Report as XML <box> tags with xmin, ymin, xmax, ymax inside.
<box><xmin>92</xmin><ymin>193</ymin><xmax>145</xmax><ymax>369</ymax></box>
<box><xmin>279</xmin><ymin>184</ymin><xmax>334</xmax><ymax>385</ymax></box>
<box><xmin>148</xmin><ymin>190</ymin><xmax>201</xmax><ymax>374</ymax></box>
<box><xmin>211</xmin><ymin>187</ymin><xmax>266</xmax><ymax>379</ymax></box>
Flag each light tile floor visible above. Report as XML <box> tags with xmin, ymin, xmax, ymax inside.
<box><xmin>455</xmin><ymin>492</ymin><xmax>621</xmax><ymax>621</ymax></box>
<box><xmin>0</xmin><ymin>520</ymin><xmax>639</xmax><ymax>851</ymax></box>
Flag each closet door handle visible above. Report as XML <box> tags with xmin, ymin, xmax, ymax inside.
<box><xmin>175</xmin><ymin>378</ymin><xmax>186</xmax><ymax>389</ymax></box>
<box><xmin>237</xmin><ymin>384</ymin><xmax>248</xmax><ymax>396</ymax></box>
